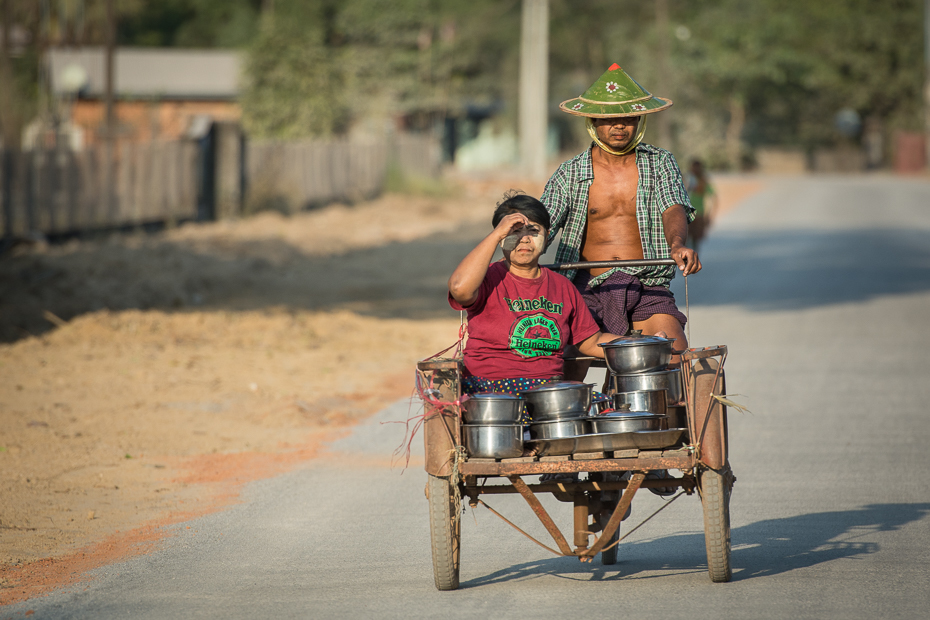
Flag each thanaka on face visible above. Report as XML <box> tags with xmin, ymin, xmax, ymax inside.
<box><xmin>501</xmin><ymin>225</ymin><xmax>547</xmax><ymax>270</ymax></box>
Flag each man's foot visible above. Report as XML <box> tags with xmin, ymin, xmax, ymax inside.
<box><xmin>645</xmin><ymin>470</ymin><xmax>677</xmax><ymax>496</ymax></box>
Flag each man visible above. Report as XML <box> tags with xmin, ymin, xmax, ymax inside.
<box><xmin>686</xmin><ymin>158</ymin><xmax>716</xmax><ymax>255</ymax></box>
<box><xmin>541</xmin><ymin>64</ymin><xmax>700</xmax><ymax>356</ymax></box>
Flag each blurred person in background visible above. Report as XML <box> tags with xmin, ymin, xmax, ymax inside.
<box><xmin>685</xmin><ymin>158</ymin><xmax>716</xmax><ymax>255</ymax></box>
<box><xmin>541</xmin><ymin>64</ymin><xmax>698</xmax><ymax>375</ymax></box>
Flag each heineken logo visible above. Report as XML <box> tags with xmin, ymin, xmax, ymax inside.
<box><xmin>509</xmin><ymin>314</ymin><xmax>561</xmax><ymax>359</ymax></box>
<box><xmin>504</xmin><ymin>295</ymin><xmax>563</xmax><ymax>315</ymax></box>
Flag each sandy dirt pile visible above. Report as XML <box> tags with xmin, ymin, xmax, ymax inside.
<box><xmin>0</xmin><ymin>171</ymin><xmax>761</xmax><ymax>604</ymax></box>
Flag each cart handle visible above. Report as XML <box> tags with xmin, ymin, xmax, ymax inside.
<box><xmin>543</xmin><ymin>258</ymin><xmax>677</xmax><ymax>270</ymax></box>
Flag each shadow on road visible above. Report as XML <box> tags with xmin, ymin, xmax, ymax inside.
<box><xmin>676</xmin><ymin>228</ymin><xmax>930</xmax><ymax>312</ymax></box>
<box><xmin>462</xmin><ymin>502</ymin><xmax>930</xmax><ymax>587</ymax></box>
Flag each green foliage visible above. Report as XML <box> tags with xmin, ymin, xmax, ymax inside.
<box><xmin>5</xmin><ymin>0</ymin><xmax>925</xmax><ymax>156</ymax></box>
<box><xmin>240</xmin><ymin>0</ymin><xmax>520</xmax><ymax>139</ymax></box>
<box><xmin>117</xmin><ymin>0</ymin><xmax>260</xmax><ymax>48</ymax></box>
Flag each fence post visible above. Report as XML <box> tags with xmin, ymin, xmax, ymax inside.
<box><xmin>1</xmin><ymin>148</ymin><xmax>11</xmax><ymax>241</ymax></box>
<box><xmin>215</xmin><ymin>121</ymin><xmax>243</xmax><ymax>219</ymax></box>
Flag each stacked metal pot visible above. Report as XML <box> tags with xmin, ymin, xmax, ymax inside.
<box><xmin>460</xmin><ymin>393</ymin><xmax>526</xmax><ymax>459</ymax></box>
<box><xmin>521</xmin><ymin>381</ymin><xmax>594</xmax><ymax>440</ymax></box>
<box><xmin>460</xmin><ymin>333</ymin><xmax>686</xmax><ymax>458</ymax></box>
<box><xmin>597</xmin><ymin>331</ymin><xmax>684</xmax><ymax>429</ymax></box>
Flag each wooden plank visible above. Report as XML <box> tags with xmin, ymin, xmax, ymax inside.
<box><xmin>574</xmin><ymin>452</ymin><xmax>606</xmax><ymax>460</ymax></box>
<box><xmin>460</xmin><ymin>454</ymin><xmax>696</xmax><ymax>477</ymax></box>
<box><xmin>501</xmin><ymin>456</ymin><xmax>537</xmax><ymax>463</ymax></box>
<box><xmin>611</xmin><ymin>449</ymin><xmax>639</xmax><ymax>459</ymax></box>
<box><xmin>417</xmin><ymin>359</ymin><xmax>462</xmax><ymax>371</ymax></box>
<box><xmin>539</xmin><ymin>455</ymin><xmax>571</xmax><ymax>462</ymax></box>
<box><xmin>63</xmin><ymin>150</ymin><xmax>78</xmax><ymax>231</ymax></box>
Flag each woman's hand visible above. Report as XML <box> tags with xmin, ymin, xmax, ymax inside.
<box><xmin>493</xmin><ymin>212</ymin><xmax>532</xmax><ymax>243</ymax></box>
<box><xmin>576</xmin><ymin>331</ymin><xmax>623</xmax><ymax>358</ymax></box>
<box><xmin>449</xmin><ymin>213</ymin><xmax>533</xmax><ymax>307</ymax></box>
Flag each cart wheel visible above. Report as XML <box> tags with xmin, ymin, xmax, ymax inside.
<box><xmin>699</xmin><ymin>466</ymin><xmax>732</xmax><ymax>583</ymax></box>
<box><xmin>427</xmin><ymin>474</ymin><xmax>461</xmax><ymax>590</ymax></box>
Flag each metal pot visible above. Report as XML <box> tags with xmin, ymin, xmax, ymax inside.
<box><xmin>460</xmin><ymin>393</ymin><xmax>525</xmax><ymax>424</ymax></box>
<box><xmin>521</xmin><ymin>381</ymin><xmax>593</xmax><ymax>421</ymax></box>
<box><xmin>612</xmin><ymin>389</ymin><xmax>668</xmax><ymax>416</ymax></box>
<box><xmin>462</xmin><ymin>423</ymin><xmax>524</xmax><ymax>459</ymax></box>
<box><xmin>586</xmin><ymin>411</ymin><xmax>666</xmax><ymax>434</ymax></box>
<box><xmin>610</xmin><ymin>368</ymin><xmax>683</xmax><ymax>405</ymax></box>
<box><xmin>598</xmin><ymin>332</ymin><xmax>675</xmax><ymax>374</ymax></box>
<box><xmin>528</xmin><ymin>418</ymin><xmax>589</xmax><ymax>440</ymax></box>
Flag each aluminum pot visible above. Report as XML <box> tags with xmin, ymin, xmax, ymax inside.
<box><xmin>586</xmin><ymin>411</ymin><xmax>666</xmax><ymax>434</ymax></box>
<box><xmin>461</xmin><ymin>393</ymin><xmax>524</xmax><ymax>424</ymax></box>
<box><xmin>598</xmin><ymin>332</ymin><xmax>675</xmax><ymax>374</ymax></box>
<box><xmin>462</xmin><ymin>423</ymin><xmax>524</xmax><ymax>459</ymax></box>
<box><xmin>610</xmin><ymin>368</ymin><xmax>683</xmax><ymax>405</ymax></box>
<box><xmin>612</xmin><ymin>389</ymin><xmax>668</xmax><ymax>416</ymax></box>
<box><xmin>528</xmin><ymin>418</ymin><xmax>589</xmax><ymax>440</ymax></box>
<box><xmin>521</xmin><ymin>381</ymin><xmax>593</xmax><ymax>421</ymax></box>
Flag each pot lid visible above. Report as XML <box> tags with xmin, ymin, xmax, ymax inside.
<box><xmin>594</xmin><ymin>410</ymin><xmax>663</xmax><ymax>420</ymax></box>
<box><xmin>598</xmin><ymin>332</ymin><xmax>674</xmax><ymax>348</ymax></box>
<box><xmin>521</xmin><ymin>381</ymin><xmax>594</xmax><ymax>394</ymax></box>
<box><xmin>465</xmin><ymin>392</ymin><xmax>523</xmax><ymax>401</ymax></box>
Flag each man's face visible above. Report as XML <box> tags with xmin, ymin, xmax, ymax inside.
<box><xmin>592</xmin><ymin>116</ymin><xmax>641</xmax><ymax>151</ymax></box>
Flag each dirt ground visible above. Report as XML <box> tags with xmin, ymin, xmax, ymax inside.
<box><xmin>0</xmin><ymin>170</ymin><xmax>762</xmax><ymax>605</ymax></box>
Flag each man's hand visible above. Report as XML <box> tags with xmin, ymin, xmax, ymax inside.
<box><xmin>662</xmin><ymin>205</ymin><xmax>702</xmax><ymax>276</ymax></box>
<box><xmin>670</xmin><ymin>242</ymin><xmax>702</xmax><ymax>276</ymax></box>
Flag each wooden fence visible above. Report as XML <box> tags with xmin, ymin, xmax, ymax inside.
<box><xmin>1</xmin><ymin>131</ymin><xmax>442</xmax><ymax>238</ymax></box>
<box><xmin>0</xmin><ymin>140</ymin><xmax>200</xmax><ymax>238</ymax></box>
<box><xmin>244</xmin><ymin>132</ymin><xmax>441</xmax><ymax>213</ymax></box>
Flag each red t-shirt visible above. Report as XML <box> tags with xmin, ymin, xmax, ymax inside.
<box><xmin>449</xmin><ymin>262</ymin><xmax>600</xmax><ymax>379</ymax></box>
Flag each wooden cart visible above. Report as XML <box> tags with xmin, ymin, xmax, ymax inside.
<box><xmin>417</xmin><ymin>345</ymin><xmax>734</xmax><ymax>590</ymax></box>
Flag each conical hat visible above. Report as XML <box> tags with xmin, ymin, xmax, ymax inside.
<box><xmin>559</xmin><ymin>63</ymin><xmax>672</xmax><ymax>118</ymax></box>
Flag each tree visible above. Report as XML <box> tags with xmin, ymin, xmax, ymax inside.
<box><xmin>240</xmin><ymin>0</ymin><xmax>521</xmax><ymax>139</ymax></box>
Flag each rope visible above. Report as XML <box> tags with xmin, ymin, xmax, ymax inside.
<box><xmin>477</xmin><ymin>489</ymin><xmax>688</xmax><ymax>558</ymax></box>
<box><xmin>476</xmin><ymin>499</ymin><xmax>565</xmax><ymax>557</ymax></box>
<box><xmin>685</xmin><ymin>274</ymin><xmax>691</xmax><ymax>346</ymax></box>
<box><xmin>599</xmin><ymin>490</ymin><xmax>686</xmax><ymax>553</ymax></box>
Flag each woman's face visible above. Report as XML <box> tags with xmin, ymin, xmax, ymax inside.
<box><xmin>501</xmin><ymin>222</ymin><xmax>547</xmax><ymax>268</ymax></box>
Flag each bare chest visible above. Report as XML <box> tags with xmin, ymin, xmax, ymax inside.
<box><xmin>587</xmin><ymin>163</ymin><xmax>639</xmax><ymax>222</ymax></box>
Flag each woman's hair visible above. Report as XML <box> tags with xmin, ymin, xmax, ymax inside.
<box><xmin>492</xmin><ymin>190</ymin><xmax>551</xmax><ymax>231</ymax></box>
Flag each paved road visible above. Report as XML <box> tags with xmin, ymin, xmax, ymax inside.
<box><xmin>5</xmin><ymin>174</ymin><xmax>930</xmax><ymax>619</ymax></box>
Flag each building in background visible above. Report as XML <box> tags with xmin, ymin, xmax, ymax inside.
<box><xmin>40</xmin><ymin>47</ymin><xmax>242</xmax><ymax>149</ymax></box>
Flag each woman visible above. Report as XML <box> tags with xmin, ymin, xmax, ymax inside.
<box><xmin>448</xmin><ymin>191</ymin><xmax>620</xmax><ymax>399</ymax></box>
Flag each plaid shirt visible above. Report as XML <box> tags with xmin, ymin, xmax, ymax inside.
<box><xmin>541</xmin><ymin>143</ymin><xmax>694</xmax><ymax>287</ymax></box>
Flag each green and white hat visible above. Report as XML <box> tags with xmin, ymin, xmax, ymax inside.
<box><xmin>559</xmin><ymin>63</ymin><xmax>672</xmax><ymax>118</ymax></box>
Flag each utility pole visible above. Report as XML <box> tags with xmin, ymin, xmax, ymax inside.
<box><xmin>925</xmin><ymin>0</ymin><xmax>930</xmax><ymax>168</ymax></box>
<box><xmin>103</xmin><ymin>0</ymin><xmax>115</xmax><ymax>217</ymax></box>
<box><xmin>519</xmin><ymin>0</ymin><xmax>548</xmax><ymax>181</ymax></box>
<box><xmin>655</xmin><ymin>0</ymin><xmax>672</xmax><ymax>150</ymax></box>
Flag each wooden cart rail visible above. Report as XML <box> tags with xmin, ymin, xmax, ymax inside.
<box><xmin>460</xmin><ymin>448</ymin><xmax>696</xmax><ymax>476</ymax></box>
